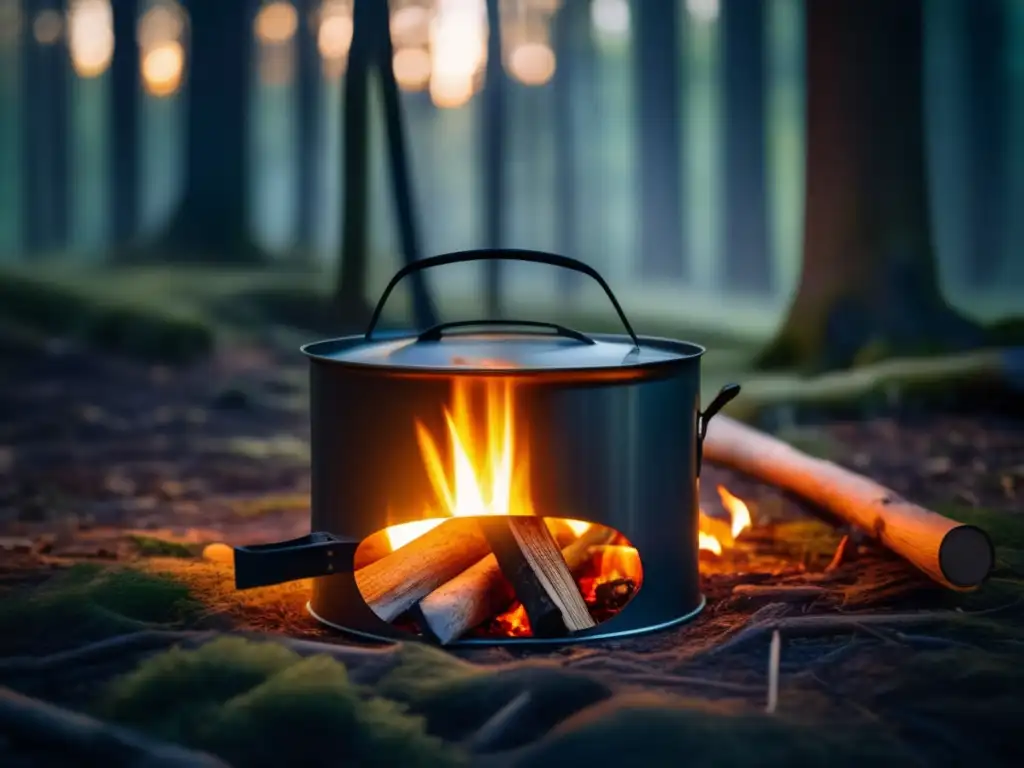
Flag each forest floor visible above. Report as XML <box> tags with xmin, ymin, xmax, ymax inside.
<box><xmin>1</xmin><ymin>297</ymin><xmax>1024</xmax><ymax>766</ymax></box>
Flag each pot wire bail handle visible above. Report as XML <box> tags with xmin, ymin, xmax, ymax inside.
<box><xmin>363</xmin><ymin>249</ymin><xmax>642</xmax><ymax>351</ymax></box>
<box><xmin>696</xmin><ymin>383</ymin><xmax>742</xmax><ymax>476</ymax></box>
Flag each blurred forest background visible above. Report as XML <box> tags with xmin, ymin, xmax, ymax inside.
<box><xmin>0</xmin><ymin>0</ymin><xmax>1022</xmax><ymax>359</ymax></box>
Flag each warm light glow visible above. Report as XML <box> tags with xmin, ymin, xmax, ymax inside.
<box><xmin>564</xmin><ymin>519</ymin><xmax>591</xmax><ymax>537</ymax></box>
<box><xmin>390</xmin><ymin>4</ymin><xmax>430</xmax><ymax>48</ymax></box>
<box><xmin>686</xmin><ymin>0</ymin><xmax>720</xmax><ymax>24</ymax></box>
<box><xmin>507</xmin><ymin>42</ymin><xmax>556</xmax><ymax>86</ymax></box>
<box><xmin>141</xmin><ymin>39</ymin><xmax>185</xmax><ymax>97</ymax></box>
<box><xmin>33</xmin><ymin>9</ymin><xmax>63</xmax><ymax>44</ymax></box>
<box><xmin>590</xmin><ymin>0</ymin><xmax>629</xmax><ymax>38</ymax></box>
<box><xmin>255</xmin><ymin>1</ymin><xmax>298</xmax><ymax>44</ymax></box>
<box><xmin>430</xmin><ymin>0</ymin><xmax>486</xmax><ymax>108</ymax></box>
<box><xmin>578</xmin><ymin>545</ymin><xmax>643</xmax><ymax>602</ymax></box>
<box><xmin>698</xmin><ymin>484</ymin><xmax>753</xmax><ymax>555</ymax></box>
<box><xmin>385</xmin><ymin>379</ymin><xmax>531</xmax><ymax>550</ymax></box>
<box><xmin>137</xmin><ymin>3</ymin><xmax>185</xmax><ymax>49</ymax></box>
<box><xmin>393</xmin><ymin>46</ymin><xmax>432</xmax><ymax>91</ymax></box>
<box><xmin>318</xmin><ymin>0</ymin><xmax>353</xmax><ymax>78</ymax></box>
<box><xmin>67</xmin><ymin>0</ymin><xmax>114</xmax><ymax>77</ymax></box>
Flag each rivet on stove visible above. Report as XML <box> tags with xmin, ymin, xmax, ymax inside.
<box><xmin>327</xmin><ymin>563</ymin><xmax>334</xmax><ymax>572</ymax></box>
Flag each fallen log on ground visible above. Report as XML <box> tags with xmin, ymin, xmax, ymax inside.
<box><xmin>478</xmin><ymin>517</ymin><xmax>597</xmax><ymax>638</ymax></box>
<box><xmin>420</xmin><ymin>523</ymin><xmax>612</xmax><ymax>644</ymax></box>
<box><xmin>720</xmin><ymin>347</ymin><xmax>1023</xmax><ymax>423</ymax></box>
<box><xmin>354</xmin><ymin>517</ymin><xmax>491</xmax><ymax>622</ymax></box>
<box><xmin>703</xmin><ymin>415</ymin><xmax>994</xmax><ymax>590</ymax></box>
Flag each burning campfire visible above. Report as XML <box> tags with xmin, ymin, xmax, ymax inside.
<box><xmin>352</xmin><ymin>378</ymin><xmax>646</xmax><ymax>643</ymax></box>
<box><xmin>348</xmin><ymin>378</ymin><xmax>761</xmax><ymax>644</ymax></box>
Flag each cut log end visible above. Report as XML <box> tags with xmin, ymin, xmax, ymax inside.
<box><xmin>939</xmin><ymin>525</ymin><xmax>995</xmax><ymax>590</ymax></box>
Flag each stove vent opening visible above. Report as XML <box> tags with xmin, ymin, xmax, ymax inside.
<box><xmin>353</xmin><ymin>517</ymin><xmax>642</xmax><ymax>644</ymax></box>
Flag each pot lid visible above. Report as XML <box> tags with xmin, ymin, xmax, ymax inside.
<box><xmin>311</xmin><ymin>324</ymin><xmax>699</xmax><ymax>372</ymax></box>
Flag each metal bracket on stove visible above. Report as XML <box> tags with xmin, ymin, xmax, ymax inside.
<box><xmin>233</xmin><ymin>532</ymin><xmax>359</xmax><ymax>590</ymax></box>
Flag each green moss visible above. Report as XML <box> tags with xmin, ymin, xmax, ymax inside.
<box><xmin>377</xmin><ymin>645</ymin><xmax>611</xmax><ymax>745</ymax></box>
<box><xmin>0</xmin><ymin>565</ymin><xmax>199</xmax><ymax>655</ymax></box>
<box><xmin>129</xmin><ymin>535</ymin><xmax>200</xmax><ymax>559</ymax></box>
<box><xmin>513</xmin><ymin>694</ymin><xmax>913</xmax><ymax>768</ymax></box>
<box><xmin>101</xmin><ymin>638</ymin><xmax>462</xmax><ymax>768</ymax></box>
<box><xmin>0</xmin><ymin>271</ymin><xmax>214</xmax><ymax>365</ymax></box>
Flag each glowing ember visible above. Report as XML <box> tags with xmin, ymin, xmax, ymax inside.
<box><xmin>698</xmin><ymin>484</ymin><xmax>753</xmax><ymax>555</ymax></box>
<box><xmin>578</xmin><ymin>545</ymin><xmax>642</xmax><ymax>601</ymax></box>
<box><xmin>385</xmin><ymin>379</ymin><xmax>533</xmax><ymax>550</ymax></box>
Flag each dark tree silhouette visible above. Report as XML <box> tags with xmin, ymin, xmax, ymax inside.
<box><xmin>154</xmin><ymin>0</ymin><xmax>262</xmax><ymax>261</ymax></box>
<box><xmin>295</xmin><ymin>0</ymin><xmax>320</xmax><ymax>254</ymax></box>
<box><xmin>335</xmin><ymin>0</ymin><xmax>437</xmax><ymax>328</ymax></box>
<box><xmin>554</xmin><ymin>0</ymin><xmax>592</xmax><ymax>297</ymax></box>
<box><xmin>19</xmin><ymin>0</ymin><xmax>46</xmax><ymax>252</ymax></box>
<box><xmin>20</xmin><ymin>0</ymin><xmax>69</xmax><ymax>253</ymax></box>
<box><xmin>110</xmin><ymin>0</ymin><xmax>140</xmax><ymax>245</ymax></box>
<box><xmin>758</xmin><ymin>0</ymin><xmax>983</xmax><ymax>372</ymax></box>
<box><xmin>964</xmin><ymin>0</ymin><xmax>1008</xmax><ymax>289</ymax></box>
<box><xmin>634</xmin><ymin>0</ymin><xmax>685</xmax><ymax>281</ymax></box>
<box><xmin>481</xmin><ymin>0</ymin><xmax>507</xmax><ymax>316</ymax></box>
<box><xmin>721</xmin><ymin>0</ymin><xmax>771</xmax><ymax>294</ymax></box>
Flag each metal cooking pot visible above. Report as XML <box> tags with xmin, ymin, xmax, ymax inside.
<box><xmin>233</xmin><ymin>249</ymin><xmax>740</xmax><ymax>646</ymax></box>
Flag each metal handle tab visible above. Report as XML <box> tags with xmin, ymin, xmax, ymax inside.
<box><xmin>233</xmin><ymin>532</ymin><xmax>359</xmax><ymax>590</ymax></box>
<box><xmin>696</xmin><ymin>383</ymin><xmax>741</xmax><ymax>476</ymax></box>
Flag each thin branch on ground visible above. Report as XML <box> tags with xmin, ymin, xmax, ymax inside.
<box><xmin>466</xmin><ymin>692</ymin><xmax>533</xmax><ymax>753</ymax></box>
<box><xmin>766</xmin><ymin>630</ymin><xmax>781</xmax><ymax>714</ymax></box>
<box><xmin>0</xmin><ymin>631</ymin><xmax>214</xmax><ymax>677</ymax></box>
<box><xmin>698</xmin><ymin>611</ymin><xmax>977</xmax><ymax>659</ymax></box>
<box><xmin>0</xmin><ymin>685</ymin><xmax>228</xmax><ymax>767</ymax></box>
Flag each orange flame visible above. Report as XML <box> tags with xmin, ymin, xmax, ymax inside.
<box><xmin>698</xmin><ymin>484</ymin><xmax>753</xmax><ymax>556</ymax></box>
<box><xmin>386</xmin><ymin>379</ymin><xmax>533</xmax><ymax>550</ymax></box>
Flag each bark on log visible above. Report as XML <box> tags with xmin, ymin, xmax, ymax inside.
<box><xmin>354</xmin><ymin>518</ymin><xmax>490</xmax><ymax>622</ymax></box>
<box><xmin>703</xmin><ymin>415</ymin><xmax>994</xmax><ymax>590</ymax></box>
<box><xmin>479</xmin><ymin>517</ymin><xmax>597</xmax><ymax>638</ymax></box>
<box><xmin>420</xmin><ymin>523</ymin><xmax>612</xmax><ymax>645</ymax></box>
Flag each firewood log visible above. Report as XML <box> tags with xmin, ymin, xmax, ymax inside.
<box><xmin>354</xmin><ymin>518</ymin><xmax>490</xmax><ymax>622</ymax></box>
<box><xmin>419</xmin><ymin>523</ymin><xmax>613</xmax><ymax>645</ymax></box>
<box><xmin>478</xmin><ymin>517</ymin><xmax>599</xmax><ymax>639</ymax></box>
<box><xmin>703</xmin><ymin>415</ymin><xmax>994</xmax><ymax>590</ymax></box>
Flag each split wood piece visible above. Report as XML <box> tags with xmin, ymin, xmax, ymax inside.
<box><xmin>479</xmin><ymin>516</ymin><xmax>598</xmax><ymax>639</ymax></box>
<box><xmin>354</xmin><ymin>517</ymin><xmax>491</xmax><ymax>622</ymax></box>
<box><xmin>702</xmin><ymin>415</ymin><xmax>995</xmax><ymax>590</ymax></box>
<box><xmin>420</xmin><ymin>523</ymin><xmax>613</xmax><ymax>645</ymax></box>
<box><xmin>0</xmin><ymin>685</ymin><xmax>229</xmax><ymax>767</ymax></box>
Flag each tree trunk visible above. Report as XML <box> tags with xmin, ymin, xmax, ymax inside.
<box><xmin>155</xmin><ymin>0</ymin><xmax>261</xmax><ymax>262</ymax></box>
<box><xmin>335</xmin><ymin>0</ymin><xmax>373</xmax><ymax>320</ymax></box>
<box><xmin>633</xmin><ymin>0</ymin><xmax>685</xmax><ymax>281</ymax></box>
<box><xmin>19</xmin><ymin>0</ymin><xmax>46</xmax><ymax>253</ymax></box>
<box><xmin>110</xmin><ymin>0</ymin><xmax>140</xmax><ymax>246</ymax></box>
<box><xmin>964</xmin><ymin>0</ymin><xmax>1008</xmax><ymax>289</ymax></box>
<box><xmin>721</xmin><ymin>0</ymin><xmax>771</xmax><ymax>294</ymax></box>
<box><xmin>295</xmin><ymin>0</ymin><xmax>320</xmax><ymax>254</ymax></box>
<box><xmin>756</xmin><ymin>0</ymin><xmax>983</xmax><ymax>373</ymax></box>
<box><xmin>47</xmin><ymin>0</ymin><xmax>69</xmax><ymax>251</ymax></box>
<box><xmin>553</xmin><ymin>0</ymin><xmax>585</xmax><ymax>296</ymax></box>
<box><xmin>482</xmin><ymin>0</ymin><xmax>506</xmax><ymax>316</ymax></box>
<box><xmin>376</xmin><ymin>0</ymin><xmax>438</xmax><ymax>328</ymax></box>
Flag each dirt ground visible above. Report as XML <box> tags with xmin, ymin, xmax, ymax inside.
<box><xmin>2</xmin><ymin>337</ymin><xmax>1023</xmax><ymax>767</ymax></box>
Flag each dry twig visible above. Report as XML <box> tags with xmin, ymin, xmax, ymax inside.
<box><xmin>0</xmin><ymin>685</ymin><xmax>228</xmax><ymax>767</ymax></box>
